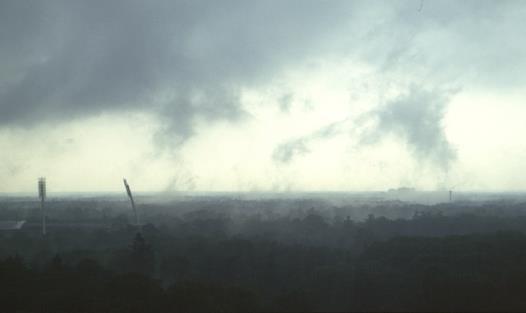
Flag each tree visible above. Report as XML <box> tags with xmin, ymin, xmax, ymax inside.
<box><xmin>130</xmin><ymin>232</ymin><xmax>155</xmax><ymax>276</ymax></box>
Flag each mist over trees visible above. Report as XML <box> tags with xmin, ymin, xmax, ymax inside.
<box><xmin>2</xmin><ymin>195</ymin><xmax>526</xmax><ymax>311</ymax></box>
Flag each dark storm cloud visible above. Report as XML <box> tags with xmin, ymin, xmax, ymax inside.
<box><xmin>1</xmin><ymin>0</ymin><xmax>525</xmax><ymax>148</ymax></box>
<box><xmin>0</xmin><ymin>0</ymin><xmax>354</xmax><ymax>142</ymax></box>
<box><xmin>361</xmin><ymin>86</ymin><xmax>457</xmax><ymax>172</ymax></box>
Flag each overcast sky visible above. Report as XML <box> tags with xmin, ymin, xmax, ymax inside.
<box><xmin>1</xmin><ymin>0</ymin><xmax>526</xmax><ymax>193</ymax></box>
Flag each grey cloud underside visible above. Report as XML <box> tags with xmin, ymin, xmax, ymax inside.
<box><xmin>363</xmin><ymin>86</ymin><xmax>457</xmax><ymax>171</ymax></box>
<box><xmin>1</xmin><ymin>0</ymin><xmax>525</xmax><ymax>147</ymax></box>
<box><xmin>271</xmin><ymin>0</ymin><xmax>526</xmax><ymax>170</ymax></box>
<box><xmin>0</xmin><ymin>0</ymin><xmax>353</xmax><ymax>139</ymax></box>
<box><xmin>272</xmin><ymin>140</ymin><xmax>309</xmax><ymax>164</ymax></box>
<box><xmin>273</xmin><ymin>118</ymin><xmax>346</xmax><ymax>163</ymax></box>
<box><xmin>273</xmin><ymin>86</ymin><xmax>456</xmax><ymax>173</ymax></box>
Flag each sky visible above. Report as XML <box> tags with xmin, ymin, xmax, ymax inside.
<box><xmin>1</xmin><ymin>0</ymin><xmax>526</xmax><ymax>193</ymax></box>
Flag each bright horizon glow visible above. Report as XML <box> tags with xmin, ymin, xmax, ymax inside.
<box><xmin>2</xmin><ymin>63</ymin><xmax>526</xmax><ymax>193</ymax></box>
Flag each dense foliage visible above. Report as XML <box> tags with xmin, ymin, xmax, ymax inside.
<box><xmin>2</xmin><ymin>197</ymin><xmax>526</xmax><ymax>311</ymax></box>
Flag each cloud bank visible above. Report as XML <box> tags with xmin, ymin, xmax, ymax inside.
<box><xmin>0</xmin><ymin>0</ymin><xmax>354</xmax><ymax>142</ymax></box>
<box><xmin>1</xmin><ymin>0</ymin><xmax>526</xmax><ymax>191</ymax></box>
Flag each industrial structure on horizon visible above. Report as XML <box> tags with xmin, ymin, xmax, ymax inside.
<box><xmin>38</xmin><ymin>177</ymin><xmax>47</xmax><ymax>236</ymax></box>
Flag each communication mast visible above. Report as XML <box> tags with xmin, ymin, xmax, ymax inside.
<box><xmin>123</xmin><ymin>178</ymin><xmax>139</xmax><ymax>227</ymax></box>
<box><xmin>38</xmin><ymin>177</ymin><xmax>46</xmax><ymax>236</ymax></box>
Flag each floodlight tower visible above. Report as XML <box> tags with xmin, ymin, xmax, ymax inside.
<box><xmin>38</xmin><ymin>177</ymin><xmax>46</xmax><ymax>236</ymax></box>
<box><xmin>123</xmin><ymin>178</ymin><xmax>139</xmax><ymax>226</ymax></box>
<box><xmin>449</xmin><ymin>190</ymin><xmax>453</xmax><ymax>203</ymax></box>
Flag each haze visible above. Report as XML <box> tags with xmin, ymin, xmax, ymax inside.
<box><xmin>1</xmin><ymin>0</ymin><xmax>526</xmax><ymax>193</ymax></box>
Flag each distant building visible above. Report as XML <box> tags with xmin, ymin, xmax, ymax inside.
<box><xmin>0</xmin><ymin>220</ymin><xmax>26</xmax><ymax>230</ymax></box>
<box><xmin>387</xmin><ymin>187</ymin><xmax>416</xmax><ymax>194</ymax></box>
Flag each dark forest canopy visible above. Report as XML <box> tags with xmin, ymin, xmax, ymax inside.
<box><xmin>2</xmin><ymin>196</ymin><xmax>526</xmax><ymax>311</ymax></box>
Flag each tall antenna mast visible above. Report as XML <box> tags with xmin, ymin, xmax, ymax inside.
<box><xmin>123</xmin><ymin>178</ymin><xmax>139</xmax><ymax>226</ymax></box>
<box><xmin>38</xmin><ymin>177</ymin><xmax>46</xmax><ymax>236</ymax></box>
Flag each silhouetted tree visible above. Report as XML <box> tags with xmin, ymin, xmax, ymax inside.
<box><xmin>130</xmin><ymin>232</ymin><xmax>154</xmax><ymax>276</ymax></box>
